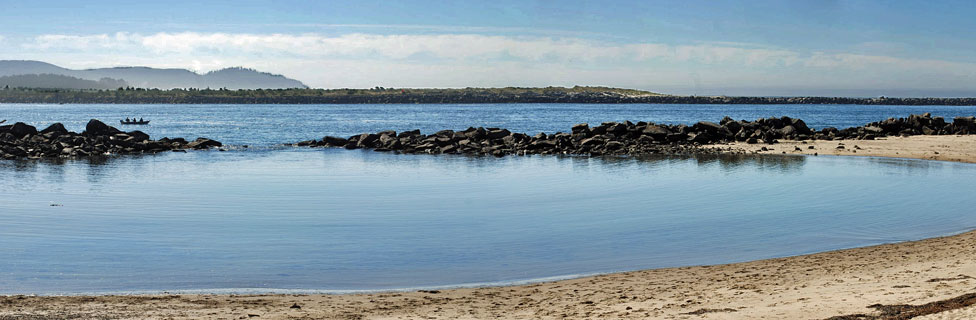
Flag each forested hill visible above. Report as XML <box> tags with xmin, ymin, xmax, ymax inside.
<box><xmin>2</xmin><ymin>86</ymin><xmax>976</xmax><ymax>105</ymax></box>
<box><xmin>0</xmin><ymin>74</ymin><xmax>127</xmax><ymax>90</ymax></box>
<box><xmin>0</xmin><ymin>60</ymin><xmax>308</xmax><ymax>90</ymax></box>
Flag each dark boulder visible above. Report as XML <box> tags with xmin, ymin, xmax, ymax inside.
<box><xmin>954</xmin><ymin>116</ymin><xmax>976</xmax><ymax>133</ymax></box>
<box><xmin>642</xmin><ymin>125</ymin><xmax>670</xmax><ymax>139</ymax></box>
<box><xmin>693</xmin><ymin>121</ymin><xmax>723</xmax><ymax>133</ymax></box>
<box><xmin>40</xmin><ymin>123</ymin><xmax>68</xmax><ymax>136</ymax></box>
<box><xmin>127</xmin><ymin>131</ymin><xmax>151</xmax><ymax>142</ymax></box>
<box><xmin>571</xmin><ymin>123</ymin><xmax>589</xmax><ymax>134</ymax></box>
<box><xmin>579</xmin><ymin>136</ymin><xmax>605</xmax><ymax>147</ymax></box>
<box><xmin>605</xmin><ymin>141</ymin><xmax>625</xmax><ymax>150</ymax></box>
<box><xmin>187</xmin><ymin>138</ymin><xmax>223</xmax><ymax>149</ymax></box>
<box><xmin>954</xmin><ymin>116</ymin><xmax>975</xmax><ymax>126</ymax></box>
<box><xmin>776</xmin><ymin>125</ymin><xmax>796</xmax><ymax>137</ymax></box>
<box><xmin>398</xmin><ymin>129</ymin><xmax>422</xmax><ymax>138</ymax></box>
<box><xmin>322</xmin><ymin>136</ymin><xmax>349</xmax><ymax>146</ymax></box>
<box><xmin>487</xmin><ymin>129</ymin><xmax>511</xmax><ymax>139</ymax></box>
<box><xmin>589</xmin><ymin>124</ymin><xmax>607</xmax><ymax>135</ymax></box>
<box><xmin>433</xmin><ymin>129</ymin><xmax>454</xmax><ymax>137</ymax></box>
<box><xmin>605</xmin><ymin>122</ymin><xmax>628</xmax><ymax>134</ymax></box>
<box><xmin>9</xmin><ymin>122</ymin><xmax>37</xmax><ymax>138</ymax></box>
<box><xmin>722</xmin><ymin>121</ymin><xmax>742</xmax><ymax>134</ymax></box>
<box><xmin>84</xmin><ymin>119</ymin><xmax>121</xmax><ymax>137</ymax></box>
<box><xmin>863</xmin><ymin>126</ymin><xmax>884</xmax><ymax>134</ymax></box>
<box><xmin>791</xmin><ymin>118</ymin><xmax>811</xmax><ymax>134</ymax></box>
<box><xmin>356</xmin><ymin>133</ymin><xmax>380</xmax><ymax>147</ymax></box>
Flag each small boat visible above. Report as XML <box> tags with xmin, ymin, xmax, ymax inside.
<box><xmin>120</xmin><ymin>120</ymin><xmax>150</xmax><ymax>125</ymax></box>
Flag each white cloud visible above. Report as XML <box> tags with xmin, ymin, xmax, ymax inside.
<box><xmin>22</xmin><ymin>32</ymin><xmax>799</xmax><ymax>66</ymax></box>
<box><xmin>12</xmin><ymin>31</ymin><xmax>976</xmax><ymax>95</ymax></box>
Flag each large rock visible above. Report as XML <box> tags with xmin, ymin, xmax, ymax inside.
<box><xmin>571</xmin><ymin>123</ymin><xmax>589</xmax><ymax>134</ymax></box>
<box><xmin>776</xmin><ymin>125</ymin><xmax>796</xmax><ymax>136</ymax></box>
<box><xmin>187</xmin><ymin>138</ymin><xmax>223</xmax><ymax>149</ymax></box>
<box><xmin>642</xmin><ymin>125</ymin><xmax>670</xmax><ymax>139</ymax></box>
<box><xmin>355</xmin><ymin>133</ymin><xmax>380</xmax><ymax>147</ymax></box>
<box><xmin>693</xmin><ymin>121</ymin><xmax>723</xmax><ymax>133</ymax></box>
<box><xmin>722</xmin><ymin>121</ymin><xmax>742</xmax><ymax>134</ymax></box>
<box><xmin>85</xmin><ymin>119</ymin><xmax>121</xmax><ymax>137</ymax></box>
<box><xmin>487</xmin><ymin>129</ymin><xmax>511</xmax><ymax>139</ymax></box>
<box><xmin>954</xmin><ymin>116</ymin><xmax>976</xmax><ymax>129</ymax></box>
<box><xmin>605</xmin><ymin>122</ymin><xmax>628</xmax><ymax>134</ymax></box>
<box><xmin>580</xmin><ymin>136</ymin><xmax>605</xmax><ymax>147</ymax></box>
<box><xmin>127</xmin><ymin>130</ymin><xmax>151</xmax><ymax>141</ymax></box>
<box><xmin>791</xmin><ymin>118</ymin><xmax>811</xmax><ymax>134</ymax></box>
<box><xmin>863</xmin><ymin>126</ymin><xmax>884</xmax><ymax>134</ymax></box>
<box><xmin>9</xmin><ymin>122</ymin><xmax>37</xmax><ymax>138</ymax></box>
<box><xmin>40</xmin><ymin>123</ymin><xmax>68</xmax><ymax>136</ymax></box>
<box><xmin>398</xmin><ymin>129</ymin><xmax>421</xmax><ymax>138</ymax></box>
<box><xmin>321</xmin><ymin>136</ymin><xmax>349</xmax><ymax>146</ymax></box>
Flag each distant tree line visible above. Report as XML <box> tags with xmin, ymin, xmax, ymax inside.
<box><xmin>2</xmin><ymin>86</ymin><xmax>976</xmax><ymax>105</ymax></box>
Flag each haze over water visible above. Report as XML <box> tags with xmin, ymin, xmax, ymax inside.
<box><xmin>2</xmin><ymin>103</ymin><xmax>976</xmax><ymax>294</ymax></box>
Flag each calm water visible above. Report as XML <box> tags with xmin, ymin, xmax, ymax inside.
<box><xmin>2</xmin><ymin>103</ymin><xmax>976</xmax><ymax>146</ymax></box>
<box><xmin>1</xmin><ymin>150</ymin><xmax>975</xmax><ymax>294</ymax></box>
<box><xmin>2</xmin><ymin>103</ymin><xmax>976</xmax><ymax>295</ymax></box>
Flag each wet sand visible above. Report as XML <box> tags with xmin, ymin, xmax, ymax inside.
<box><xmin>3</xmin><ymin>135</ymin><xmax>976</xmax><ymax>320</ymax></box>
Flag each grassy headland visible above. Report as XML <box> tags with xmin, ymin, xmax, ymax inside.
<box><xmin>0</xmin><ymin>86</ymin><xmax>660</xmax><ymax>104</ymax></box>
<box><xmin>4</xmin><ymin>86</ymin><xmax>976</xmax><ymax>105</ymax></box>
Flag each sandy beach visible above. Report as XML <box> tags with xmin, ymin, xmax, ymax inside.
<box><xmin>713</xmin><ymin>135</ymin><xmax>976</xmax><ymax>165</ymax></box>
<box><xmin>3</xmin><ymin>135</ymin><xmax>976</xmax><ymax>320</ymax></box>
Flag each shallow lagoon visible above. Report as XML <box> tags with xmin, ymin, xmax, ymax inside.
<box><xmin>1</xmin><ymin>149</ymin><xmax>975</xmax><ymax>294</ymax></box>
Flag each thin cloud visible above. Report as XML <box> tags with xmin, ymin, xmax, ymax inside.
<box><xmin>10</xmin><ymin>32</ymin><xmax>976</xmax><ymax>94</ymax></box>
<box><xmin>23</xmin><ymin>32</ymin><xmax>802</xmax><ymax>66</ymax></box>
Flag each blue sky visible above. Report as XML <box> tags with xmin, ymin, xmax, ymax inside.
<box><xmin>2</xmin><ymin>0</ymin><xmax>976</xmax><ymax>96</ymax></box>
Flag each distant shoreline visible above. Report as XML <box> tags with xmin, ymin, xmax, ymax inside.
<box><xmin>3</xmin><ymin>87</ymin><xmax>976</xmax><ymax>105</ymax></box>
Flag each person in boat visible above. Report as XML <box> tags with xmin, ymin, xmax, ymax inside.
<box><xmin>125</xmin><ymin>117</ymin><xmax>130</xmax><ymax>122</ymax></box>
<box><xmin>139</xmin><ymin>118</ymin><xmax>144</xmax><ymax>122</ymax></box>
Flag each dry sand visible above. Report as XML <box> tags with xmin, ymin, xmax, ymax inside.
<box><xmin>3</xmin><ymin>135</ymin><xmax>976</xmax><ymax>320</ymax></box>
<box><xmin>711</xmin><ymin>135</ymin><xmax>976</xmax><ymax>164</ymax></box>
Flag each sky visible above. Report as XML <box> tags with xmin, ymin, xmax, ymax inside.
<box><xmin>2</xmin><ymin>0</ymin><xmax>976</xmax><ymax>96</ymax></box>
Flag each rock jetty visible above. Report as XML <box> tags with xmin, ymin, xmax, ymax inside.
<box><xmin>295</xmin><ymin>113</ymin><xmax>976</xmax><ymax>157</ymax></box>
<box><xmin>0</xmin><ymin>119</ymin><xmax>222</xmax><ymax>160</ymax></box>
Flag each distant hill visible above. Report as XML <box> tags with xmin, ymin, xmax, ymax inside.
<box><xmin>0</xmin><ymin>74</ymin><xmax>127</xmax><ymax>90</ymax></box>
<box><xmin>0</xmin><ymin>60</ymin><xmax>308</xmax><ymax>90</ymax></box>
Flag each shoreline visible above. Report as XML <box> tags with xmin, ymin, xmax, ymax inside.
<box><xmin>4</xmin><ymin>136</ymin><xmax>976</xmax><ymax>319</ymax></box>
<box><xmin>4</xmin><ymin>87</ymin><xmax>976</xmax><ymax>105</ymax></box>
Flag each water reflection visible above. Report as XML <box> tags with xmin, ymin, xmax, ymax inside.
<box><xmin>0</xmin><ymin>149</ymin><xmax>942</xmax><ymax>185</ymax></box>
<box><xmin>1</xmin><ymin>148</ymin><xmax>976</xmax><ymax>294</ymax></box>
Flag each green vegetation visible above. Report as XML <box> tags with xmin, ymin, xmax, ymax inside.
<box><xmin>4</xmin><ymin>85</ymin><xmax>975</xmax><ymax>105</ymax></box>
<box><xmin>0</xmin><ymin>86</ymin><xmax>662</xmax><ymax>104</ymax></box>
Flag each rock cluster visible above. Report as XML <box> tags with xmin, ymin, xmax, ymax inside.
<box><xmin>721</xmin><ymin>113</ymin><xmax>976</xmax><ymax>142</ymax></box>
<box><xmin>0</xmin><ymin>119</ymin><xmax>222</xmax><ymax>160</ymax></box>
<box><xmin>296</xmin><ymin>113</ymin><xmax>976</xmax><ymax>157</ymax></box>
<box><xmin>835</xmin><ymin>113</ymin><xmax>976</xmax><ymax>139</ymax></box>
